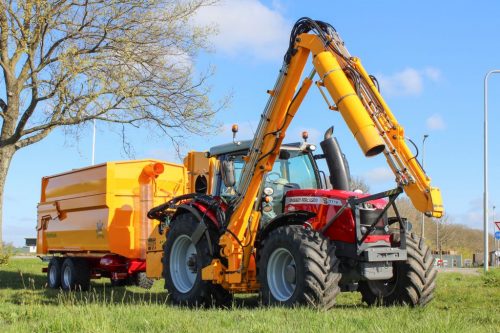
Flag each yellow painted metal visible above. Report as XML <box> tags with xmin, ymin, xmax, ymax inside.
<box><xmin>146</xmin><ymin>251</ymin><xmax>164</xmax><ymax>278</ymax></box>
<box><xmin>183</xmin><ymin>151</ymin><xmax>210</xmax><ymax>194</ymax></box>
<box><xmin>351</xmin><ymin>59</ymin><xmax>443</xmax><ymax>217</ymax></box>
<box><xmin>37</xmin><ymin>160</ymin><xmax>187</xmax><ymax>259</ymax></box>
<box><xmin>145</xmin><ymin>224</ymin><xmax>168</xmax><ymax>278</ymax></box>
<box><xmin>210</xmin><ymin>47</ymin><xmax>312</xmax><ymax>289</ymax></box>
<box><xmin>312</xmin><ymin>52</ymin><xmax>385</xmax><ymax>157</ymax></box>
<box><xmin>299</xmin><ymin>34</ymin><xmax>385</xmax><ymax>157</ymax></box>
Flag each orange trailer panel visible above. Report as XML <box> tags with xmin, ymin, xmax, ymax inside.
<box><xmin>37</xmin><ymin>160</ymin><xmax>187</xmax><ymax>259</ymax></box>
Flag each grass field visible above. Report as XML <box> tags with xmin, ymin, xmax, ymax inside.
<box><xmin>0</xmin><ymin>258</ymin><xmax>499</xmax><ymax>333</ymax></box>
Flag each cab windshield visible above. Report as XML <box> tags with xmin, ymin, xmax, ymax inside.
<box><xmin>219</xmin><ymin>148</ymin><xmax>319</xmax><ymax>199</ymax></box>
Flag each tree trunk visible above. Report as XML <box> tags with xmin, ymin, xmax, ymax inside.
<box><xmin>0</xmin><ymin>145</ymin><xmax>16</xmax><ymax>250</ymax></box>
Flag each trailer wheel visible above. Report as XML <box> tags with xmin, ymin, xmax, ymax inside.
<box><xmin>61</xmin><ymin>258</ymin><xmax>91</xmax><ymax>291</ymax></box>
<box><xmin>358</xmin><ymin>232</ymin><xmax>437</xmax><ymax>306</ymax></box>
<box><xmin>163</xmin><ymin>213</ymin><xmax>231</xmax><ymax>306</ymax></box>
<box><xmin>258</xmin><ymin>225</ymin><xmax>340</xmax><ymax>309</ymax></box>
<box><xmin>47</xmin><ymin>257</ymin><xmax>63</xmax><ymax>289</ymax></box>
<box><xmin>135</xmin><ymin>272</ymin><xmax>154</xmax><ymax>289</ymax></box>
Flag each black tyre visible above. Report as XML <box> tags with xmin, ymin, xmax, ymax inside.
<box><xmin>47</xmin><ymin>257</ymin><xmax>63</xmax><ymax>289</ymax></box>
<box><xmin>135</xmin><ymin>272</ymin><xmax>154</xmax><ymax>289</ymax></box>
<box><xmin>61</xmin><ymin>258</ymin><xmax>91</xmax><ymax>291</ymax></box>
<box><xmin>163</xmin><ymin>213</ymin><xmax>232</xmax><ymax>306</ymax></box>
<box><xmin>258</xmin><ymin>225</ymin><xmax>340</xmax><ymax>309</ymax></box>
<box><xmin>358</xmin><ymin>232</ymin><xmax>437</xmax><ymax>306</ymax></box>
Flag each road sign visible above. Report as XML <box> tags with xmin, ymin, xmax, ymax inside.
<box><xmin>496</xmin><ymin>221</ymin><xmax>500</xmax><ymax>231</ymax></box>
<box><xmin>495</xmin><ymin>231</ymin><xmax>500</xmax><ymax>240</ymax></box>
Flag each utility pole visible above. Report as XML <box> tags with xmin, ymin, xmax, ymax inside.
<box><xmin>484</xmin><ymin>70</ymin><xmax>500</xmax><ymax>272</ymax></box>
<box><xmin>436</xmin><ymin>218</ymin><xmax>439</xmax><ymax>259</ymax></box>
<box><xmin>421</xmin><ymin>134</ymin><xmax>429</xmax><ymax>239</ymax></box>
<box><xmin>494</xmin><ymin>205</ymin><xmax>497</xmax><ymax>252</ymax></box>
<box><xmin>92</xmin><ymin>119</ymin><xmax>96</xmax><ymax>165</ymax></box>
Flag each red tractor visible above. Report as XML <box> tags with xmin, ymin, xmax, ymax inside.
<box><xmin>148</xmin><ymin>18</ymin><xmax>441</xmax><ymax>308</ymax></box>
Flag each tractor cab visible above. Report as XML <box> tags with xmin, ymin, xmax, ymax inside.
<box><xmin>208</xmin><ymin>140</ymin><xmax>322</xmax><ymax>223</ymax></box>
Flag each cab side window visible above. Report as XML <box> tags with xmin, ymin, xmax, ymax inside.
<box><xmin>219</xmin><ymin>154</ymin><xmax>245</xmax><ymax>199</ymax></box>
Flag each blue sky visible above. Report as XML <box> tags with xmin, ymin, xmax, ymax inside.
<box><xmin>3</xmin><ymin>0</ymin><xmax>500</xmax><ymax>246</ymax></box>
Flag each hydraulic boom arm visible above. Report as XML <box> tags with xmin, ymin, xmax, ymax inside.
<box><xmin>207</xmin><ymin>18</ymin><xmax>443</xmax><ymax>288</ymax></box>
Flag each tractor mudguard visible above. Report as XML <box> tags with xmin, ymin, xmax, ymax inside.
<box><xmin>256</xmin><ymin>210</ymin><xmax>316</xmax><ymax>247</ymax></box>
<box><xmin>171</xmin><ymin>204</ymin><xmax>216</xmax><ymax>256</ymax></box>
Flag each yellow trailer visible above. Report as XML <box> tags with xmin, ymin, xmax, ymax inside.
<box><xmin>37</xmin><ymin>159</ymin><xmax>190</xmax><ymax>290</ymax></box>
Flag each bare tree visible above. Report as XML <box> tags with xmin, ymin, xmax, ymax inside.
<box><xmin>350</xmin><ymin>176</ymin><xmax>370</xmax><ymax>193</ymax></box>
<box><xmin>0</xmin><ymin>0</ymin><xmax>223</xmax><ymax>248</ymax></box>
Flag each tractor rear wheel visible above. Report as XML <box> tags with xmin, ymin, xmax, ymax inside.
<box><xmin>163</xmin><ymin>213</ymin><xmax>231</xmax><ymax>307</ymax></box>
<box><xmin>258</xmin><ymin>225</ymin><xmax>340</xmax><ymax>309</ymax></box>
<box><xmin>358</xmin><ymin>232</ymin><xmax>437</xmax><ymax>306</ymax></box>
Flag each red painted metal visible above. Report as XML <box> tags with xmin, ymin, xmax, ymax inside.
<box><xmin>284</xmin><ymin>189</ymin><xmax>390</xmax><ymax>244</ymax></box>
<box><xmin>127</xmin><ymin>260</ymin><xmax>146</xmax><ymax>274</ymax></box>
<box><xmin>191</xmin><ymin>201</ymin><xmax>220</xmax><ymax>227</ymax></box>
<box><xmin>93</xmin><ymin>254</ymin><xmax>146</xmax><ymax>279</ymax></box>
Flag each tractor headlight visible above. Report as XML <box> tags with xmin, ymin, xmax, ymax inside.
<box><xmin>263</xmin><ymin>187</ymin><xmax>274</xmax><ymax>196</ymax></box>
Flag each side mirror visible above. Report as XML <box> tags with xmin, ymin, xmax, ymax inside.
<box><xmin>221</xmin><ymin>160</ymin><xmax>236</xmax><ymax>188</ymax></box>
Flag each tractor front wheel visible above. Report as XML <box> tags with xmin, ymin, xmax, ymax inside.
<box><xmin>358</xmin><ymin>232</ymin><xmax>437</xmax><ymax>306</ymax></box>
<box><xmin>258</xmin><ymin>225</ymin><xmax>340</xmax><ymax>309</ymax></box>
<box><xmin>163</xmin><ymin>213</ymin><xmax>231</xmax><ymax>307</ymax></box>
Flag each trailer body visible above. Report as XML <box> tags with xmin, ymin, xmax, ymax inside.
<box><xmin>37</xmin><ymin>159</ymin><xmax>190</xmax><ymax>288</ymax></box>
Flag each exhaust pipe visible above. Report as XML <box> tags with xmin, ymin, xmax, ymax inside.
<box><xmin>320</xmin><ymin>127</ymin><xmax>351</xmax><ymax>191</ymax></box>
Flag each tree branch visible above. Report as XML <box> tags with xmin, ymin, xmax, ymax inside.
<box><xmin>4</xmin><ymin>0</ymin><xmax>224</xmax><ymax>153</ymax></box>
<box><xmin>0</xmin><ymin>2</ymin><xmax>10</xmax><ymax>65</ymax></box>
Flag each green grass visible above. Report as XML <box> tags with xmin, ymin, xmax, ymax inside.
<box><xmin>0</xmin><ymin>259</ymin><xmax>499</xmax><ymax>333</ymax></box>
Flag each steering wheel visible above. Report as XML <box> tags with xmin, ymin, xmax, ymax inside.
<box><xmin>265</xmin><ymin>172</ymin><xmax>282</xmax><ymax>184</ymax></box>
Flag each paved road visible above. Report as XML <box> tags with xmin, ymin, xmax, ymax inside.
<box><xmin>437</xmin><ymin>267</ymin><xmax>481</xmax><ymax>275</ymax></box>
<box><xmin>6</xmin><ymin>257</ymin><xmax>490</xmax><ymax>275</ymax></box>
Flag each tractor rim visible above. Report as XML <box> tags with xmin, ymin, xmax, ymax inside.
<box><xmin>49</xmin><ymin>264</ymin><xmax>58</xmax><ymax>285</ymax></box>
<box><xmin>267</xmin><ymin>248</ymin><xmax>296</xmax><ymax>301</ymax></box>
<box><xmin>170</xmin><ymin>235</ymin><xmax>197</xmax><ymax>293</ymax></box>
<box><xmin>63</xmin><ymin>265</ymin><xmax>72</xmax><ymax>288</ymax></box>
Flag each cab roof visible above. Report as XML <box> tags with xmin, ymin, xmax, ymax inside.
<box><xmin>208</xmin><ymin>140</ymin><xmax>303</xmax><ymax>157</ymax></box>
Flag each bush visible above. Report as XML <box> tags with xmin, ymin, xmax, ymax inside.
<box><xmin>0</xmin><ymin>243</ymin><xmax>14</xmax><ymax>265</ymax></box>
<box><xmin>482</xmin><ymin>269</ymin><xmax>500</xmax><ymax>286</ymax></box>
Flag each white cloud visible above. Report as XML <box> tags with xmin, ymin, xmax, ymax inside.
<box><xmin>271</xmin><ymin>0</ymin><xmax>287</xmax><ymax>12</ymax></box>
<box><xmin>450</xmin><ymin>197</ymin><xmax>500</xmax><ymax>232</ymax></box>
<box><xmin>163</xmin><ymin>48</ymin><xmax>193</xmax><ymax>72</ymax></box>
<box><xmin>454</xmin><ymin>197</ymin><xmax>484</xmax><ymax>229</ymax></box>
<box><xmin>424</xmin><ymin>67</ymin><xmax>442</xmax><ymax>81</ymax></box>
<box><xmin>377</xmin><ymin>67</ymin><xmax>442</xmax><ymax>97</ymax></box>
<box><xmin>426</xmin><ymin>114</ymin><xmax>446</xmax><ymax>130</ymax></box>
<box><xmin>362</xmin><ymin>167</ymin><xmax>394</xmax><ymax>184</ymax></box>
<box><xmin>193</xmin><ymin>0</ymin><xmax>290</xmax><ymax>60</ymax></box>
<box><xmin>378</xmin><ymin>68</ymin><xmax>423</xmax><ymax>96</ymax></box>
